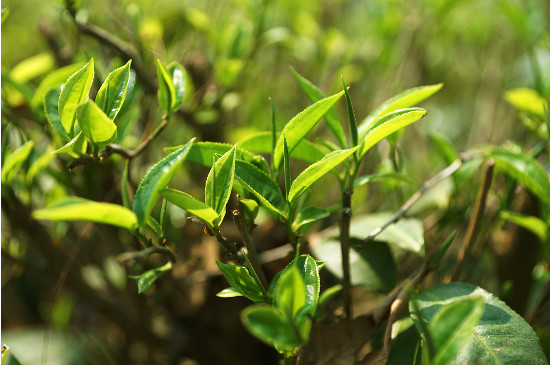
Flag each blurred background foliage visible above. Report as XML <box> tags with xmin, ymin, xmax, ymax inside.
<box><xmin>1</xmin><ymin>0</ymin><xmax>549</xmax><ymax>364</ymax></box>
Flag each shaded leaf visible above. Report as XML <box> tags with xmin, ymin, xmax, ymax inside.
<box><xmin>52</xmin><ymin>132</ymin><xmax>86</xmax><ymax>157</ymax></box>
<box><xmin>33</xmin><ymin>197</ymin><xmax>138</xmax><ymax>231</ymax></box>
<box><xmin>44</xmin><ymin>86</ymin><xmax>71</xmax><ymax>141</ymax></box>
<box><xmin>58</xmin><ymin>58</ymin><xmax>94</xmax><ymax>136</ymax></box>
<box><xmin>273</xmin><ymin>91</ymin><xmax>345</xmax><ymax>171</ymax></box>
<box><xmin>342</xmin><ymin>78</ymin><xmax>358</xmax><ymax>147</ymax></box>
<box><xmin>95</xmin><ymin>60</ymin><xmax>132</xmax><ymax>120</ymax></box>
<box><xmin>292</xmin><ymin>206</ymin><xmax>330</xmax><ymax>233</ymax></box>
<box><xmin>288</xmin><ymin>147</ymin><xmax>358</xmax><ymax>207</ymax></box>
<box><xmin>133</xmin><ymin>138</ymin><xmax>195</xmax><ymax>228</ymax></box>
<box><xmin>274</xmin><ymin>264</ymin><xmax>306</xmax><ymax>319</ymax></box>
<box><xmin>156</xmin><ymin>59</ymin><xmax>176</xmax><ymax>114</ymax></box>
<box><xmin>216</xmin><ymin>261</ymin><xmax>266</xmax><ymax>302</ymax></box>
<box><xmin>160</xmin><ymin>188</ymin><xmax>220</xmax><ymax>229</ymax></box>
<box><xmin>129</xmin><ymin>261</ymin><xmax>172</xmax><ymax>294</ymax></box>
<box><xmin>205</xmin><ymin>146</ymin><xmax>236</xmax><ymax>220</ymax></box>
<box><xmin>76</xmin><ymin>100</ymin><xmax>117</xmax><ymax>147</ymax></box>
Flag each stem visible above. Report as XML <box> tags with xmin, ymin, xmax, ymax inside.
<box><xmin>232</xmin><ymin>203</ymin><xmax>268</xmax><ymax>288</ymax></box>
<box><xmin>450</xmin><ymin>158</ymin><xmax>494</xmax><ymax>281</ymax></box>
<box><xmin>340</xmin><ymin>186</ymin><xmax>353</xmax><ymax>320</ymax></box>
<box><xmin>356</xmin><ymin>158</ymin><xmax>464</xmax><ymax>250</ymax></box>
<box><xmin>117</xmin><ymin>245</ymin><xmax>177</xmax><ymax>264</ymax></box>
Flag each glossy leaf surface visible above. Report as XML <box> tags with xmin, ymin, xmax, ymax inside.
<box><xmin>76</xmin><ymin>100</ymin><xmax>117</xmax><ymax>146</ymax></box>
<box><xmin>216</xmin><ymin>261</ymin><xmax>266</xmax><ymax>302</ymax></box>
<box><xmin>160</xmin><ymin>188</ymin><xmax>220</xmax><ymax>229</ymax></box>
<box><xmin>95</xmin><ymin>60</ymin><xmax>132</xmax><ymax>120</ymax></box>
<box><xmin>274</xmin><ymin>264</ymin><xmax>306</xmax><ymax>319</ymax></box>
<box><xmin>133</xmin><ymin>139</ymin><xmax>195</xmax><ymax>228</ymax></box>
<box><xmin>205</xmin><ymin>146</ymin><xmax>236</xmax><ymax>219</ymax></box>
<box><xmin>156</xmin><ymin>59</ymin><xmax>176</xmax><ymax>114</ymax></box>
<box><xmin>31</xmin><ymin>62</ymin><xmax>85</xmax><ymax>108</ymax></box>
<box><xmin>33</xmin><ymin>197</ymin><xmax>138</xmax><ymax>231</ymax></box>
<box><xmin>58</xmin><ymin>58</ymin><xmax>94</xmax><ymax>136</ymax></box>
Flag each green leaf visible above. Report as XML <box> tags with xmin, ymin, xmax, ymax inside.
<box><xmin>133</xmin><ymin>138</ymin><xmax>195</xmax><ymax>228</ymax></box>
<box><xmin>342</xmin><ymin>78</ymin><xmax>358</xmax><ymax>147</ymax></box>
<box><xmin>10</xmin><ymin>52</ymin><xmax>55</xmax><ymax>84</ymax></box>
<box><xmin>353</xmin><ymin>172</ymin><xmax>412</xmax><ymax>188</ymax></box>
<box><xmin>129</xmin><ymin>261</ymin><xmax>172</xmax><ymax>294</ymax></box>
<box><xmin>505</xmin><ymin>87</ymin><xmax>548</xmax><ymax>118</ymax></box>
<box><xmin>76</xmin><ymin>100</ymin><xmax>117</xmax><ymax>147</ymax></box>
<box><xmin>241</xmin><ymin>305</ymin><xmax>301</xmax><ymax>355</ymax></box>
<box><xmin>292</xmin><ymin>206</ymin><xmax>330</xmax><ymax>233</ymax></box>
<box><xmin>205</xmin><ymin>146</ymin><xmax>236</xmax><ymax>220</ymax></box>
<box><xmin>156</xmin><ymin>59</ymin><xmax>176</xmax><ymax>115</ymax></box>
<box><xmin>216</xmin><ymin>261</ymin><xmax>266</xmax><ymax>302</ymax></box>
<box><xmin>283</xmin><ymin>133</ymin><xmax>291</xmax><ymax>200</ymax></box>
<box><xmin>44</xmin><ymin>86</ymin><xmax>71</xmax><ymax>141</ymax></box>
<box><xmin>273</xmin><ymin>91</ymin><xmax>345</xmax><ymax>171</ymax></box>
<box><xmin>146</xmin><ymin>216</ymin><xmax>163</xmax><ymax>242</ymax></box>
<box><xmin>33</xmin><ymin>197</ymin><xmax>138</xmax><ymax>231</ymax></box>
<box><xmin>357</xmin><ymin>83</ymin><xmax>442</xmax><ymax>139</ymax></box>
<box><xmin>1</xmin><ymin>122</ymin><xmax>11</xmax><ymax>167</ymax></box>
<box><xmin>288</xmin><ymin>147</ymin><xmax>358</xmax><ymax>207</ymax></box>
<box><xmin>358</xmin><ymin>108</ymin><xmax>428</xmax><ymax>158</ymax></box>
<box><xmin>169</xmin><ymin>141</ymin><xmax>258</xmax><ymax>167</ymax></box>
<box><xmin>160</xmin><ymin>188</ymin><xmax>220</xmax><ymax>229</ymax></box>
<box><xmin>428</xmin><ymin>231</ymin><xmax>456</xmax><ymax>271</ymax></box>
<box><xmin>216</xmin><ymin>287</ymin><xmax>244</xmax><ymax>298</ymax></box>
<box><xmin>316</xmin><ymin>285</ymin><xmax>342</xmax><ymax>317</ymax></box>
<box><xmin>1</xmin><ymin>140</ymin><xmax>33</xmax><ymax>184</ymax></box>
<box><xmin>312</xmin><ymin>238</ymin><xmax>395</xmax><ymax>293</ymax></box>
<box><xmin>411</xmin><ymin>283</ymin><xmax>548</xmax><ymax>364</ymax></box>
<box><xmin>58</xmin><ymin>58</ymin><xmax>94</xmax><ymax>136</ymax></box>
<box><xmin>429</xmin><ymin>130</ymin><xmax>459</xmax><ymax>165</ymax></box>
<box><xmin>95</xmin><ymin>60</ymin><xmax>132</xmax><ymax>120</ymax></box>
<box><xmin>240</xmin><ymin>132</ymin><xmax>326</xmax><ymax>163</ymax></box>
<box><xmin>291</xmin><ymin>67</ymin><xmax>347</xmax><ymax>148</ymax></box>
<box><xmin>491</xmin><ymin>148</ymin><xmax>550</xmax><ymax>206</ymax></box>
<box><xmin>427</xmin><ymin>297</ymin><xmax>485</xmax><ymax>365</ymax></box>
<box><xmin>121</xmin><ymin>160</ymin><xmax>130</xmax><ymax>208</ymax></box>
<box><xmin>52</xmin><ymin>131</ymin><xmax>86</xmax><ymax>157</ymax></box>
<box><xmin>271</xmin><ymin>98</ymin><xmax>277</xmax><ymax>166</ymax></box>
<box><xmin>167</xmin><ymin>62</ymin><xmax>186</xmax><ymax>111</ymax></box>
<box><xmin>294</xmin><ymin>255</ymin><xmax>321</xmax><ymax>317</ymax></box>
<box><xmin>31</xmin><ymin>62</ymin><xmax>86</xmax><ymax>108</ymax></box>
<box><xmin>500</xmin><ymin>211</ymin><xmax>547</xmax><ymax>242</ymax></box>
<box><xmin>235</xmin><ymin>159</ymin><xmax>287</xmax><ymax>219</ymax></box>
<box><xmin>274</xmin><ymin>264</ymin><xmax>306</xmax><ymax>320</ymax></box>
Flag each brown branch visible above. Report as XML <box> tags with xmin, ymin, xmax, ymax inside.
<box><xmin>340</xmin><ymin>187</ymin><xmax>353</xmax><ymax>320</ymax></box>
<box><xmin>355</xmin><ymin>158</ymin><xmax>463</xmax><ymax>250</ymax></box>
<box><xmin>449</xmin><ymin>158</ymin><xmax>495</xmax><ymax>281</ymax></box>
<box><xmin>117</xmin><ymin>245</ymin><xmax>176</xmax><ymax>264</ymax></box>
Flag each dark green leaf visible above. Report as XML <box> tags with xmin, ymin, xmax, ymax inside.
<box><xmin>216</xmin><ymin>261</ymin><xmax>266</xmax><ymax>302</ymax></box>
<box><xmin>33</xmin><ymin>197</ymin><xmax>138</xmax><ymax>231</ymax></box>
<box><xmin>129</xmin><ymin>261</ymin><xmax>172</xmax><ymax>294</ymax></box>
<box><xmin>428</xmin><ymin>231</ymin><xmax>456</xmax><ymax>271</ymax></box>
<box><xmin>133</xmin><ymin>138</ymin><xmax>195</xmax><ymax>228</ymax></box>
<box><xmin>121</xmin><ymin>160</ymin><xmax>130</xmax><ymax>208</ymax></box>
<box><xmin>504</xmin><ymin>87</ymin><xmax>548</xmax><ymax>118</ymax></box>
<box><xmin>241</xmin><ymin>305</ymin><xmax>301</xmax><ymax>355</ymax></box>
<box><xmin>44</xmin><ymin>86</ymin><xmax>71</xmax><ymax>141</ymax></box>
<box><xmin>491</xmin><ymin>148</ymin><xmax>550</xmax><ymax>206</ymax></box>
<box><xmin>294</xmin><ymin>255</ymin><xmax>321</xmax><ymax>317</ymax></box>
<box><xmin>216</xmin><ymin>287</ymin><xmax>244</xmax><ymax>298</ymax></box>
<box><xmin>161</xmin><ymin>188</ymin><xmax>220</xmax><ymax>230</ymax></box>
<box><xmin>205</xmin><ymin>146</ymin><xmax>236</xmax><ymax>220</ymax></box>
<box><xmin>429</xmin><ymin>131</ymin><xmax>459</xmax><ymax>165</ymax></box>
<box><xmin>58</xmin><ymin>58</ymin><xmax>94</xmax><ymax>136</ymax></box>
<box><xmin>283</xmin><ymin>133</ymin><xmax>291</xmax><ymax>200</ymax></box>
<box><xmin>273</xmin><ymin>91</ymin><xmax>345</xmax><ymax>171</ymax></box>
<box><xmin>52</xmin><ymin>131</ymin><xmax>86</xmax><ymax>157</ymax></box>
<box><xmin>1</xmin><ymin>140</ymin><xmax>33</xmax><ymax>184</ymax></box>
<box><xmin>1</xmin><ymin>122</ymin><xmax>11</xmax><ymax>167</ymax></box>
<box><xmin>499</xmin><ymin>211</ymin><xmax>547</xmax><ymax>242</ymax></box>
<box><xmin>411</xmin><ymin>283</ymin><xmax>548</xmax><ymax>364</ymax></box>
<box><xmin>95</xmin><ymin>60</ymin><xmax>132</xmax><ymax>120</ymax></box>
<box><xmin>167</xmin><ymin>141</ymin><xmax>257</xmax><ymax>167</ymax></box>
<box><xmin>291</xmin><ymin>67</ymin><xmax>347</xmax><ymax>148</ymax></box>
<box><xmin>235</xmin><ymin>159</ymin><xmax>287</xmax><ymax>219</ymax></box>
<box><xmin>288</xmin><ymin>147</ymin><xmax>358</xmax><ymax>207</ymax></box>
<box><xmin>76</xmin><ymin>100</ymin><xmax>117</xmax><ymax>147</ymax></box>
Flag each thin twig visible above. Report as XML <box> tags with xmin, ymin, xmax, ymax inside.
<box><xmin>340</xmin><ymin>186</ymin><xmax>353</xmax><ymax>320</ymax></box>
<box><xmin>117</xmin><ymin>245</ymin><xmax>176</xmax><ymax>264</ymax></box>
<box><xmin>355</xmin><ymin>158</ymin><xmax>463</xmax><ymax>250</ymax></box>
<box><xmin>450</xmin><ymin>158</ymin><xmax>495</xmax><ymax>281</ymax></box>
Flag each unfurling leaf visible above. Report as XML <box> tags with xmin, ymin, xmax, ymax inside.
<box><xmin>76</xmin><ymin>100</ymin><xmax>117</xmax><ymax>147</ymax></box>
<box><xmin>96</xmin><ymin>60</ymin><xmax>132</xmax><ymax>120</ymax></box>
<box><xmin>129</xmin><ymin>261</ymin><xmax>173</xmax><ymax>294</ymax></box>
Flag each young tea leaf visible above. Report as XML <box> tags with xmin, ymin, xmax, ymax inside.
<box><xmin>283</xmin><ymin>133</ymin><xmax>291</xmax><ymax>200</ymax></box>
<box><xmin>273</xmin><ymin>90</ymin><xmax>345</xmax><ymax>171</ymax></box>
<box><xmin>95</xmin><ymin>60</ymin><xmax>132</xmax><ymax>120</ymax></box>
<box><xmin>32</xmin><ymin>61</ymin><xmax>86</xmax><ymax>108</ymax></box>
<box><xmin>294</xmin><ymin>255</ymin><xmax>321</xmax><ymax>317</ymax></box>
<box><xmin>342</xmin><ymin>78</ymin><xmax>358</xmax><ymax>147</ymax></box>
<box><xmin>274</xmin><ymin>264</ymin><xmax>306</xmax><ymax>320</ymax></box>
<box><xmin>129</xmin><ymin>261</ymin><xmax>172</xmax><ymax>294</ymax></box>
<box><xmin>292</xmin><ymin>206</ymin><xmax>330</xmax><ymax>233</ymax></box>
<box><xmin>44</xmin><ymin>86</ymin><xmax>71</xmax><ymax>141</ymax></box>
<box><xmin>133</xmin><ymin>138</ymin><xmax>195</xmax><ymax>228</ymax></box>
<box><xmin>240</xmin><ymin>132</ymin><xmax>326</xmax><ymax>163</ymax></box>
<box><xmin>58</xmin><ymin>58</ymin><xmax>94</xmax><ymax>136</ymax></box>
<box><xmin>33</xmin><ymin>197</ymin><xmax>138</xmax><ymax>231</ymax></box>
<box><xmin>205</xmin><ymin>145</ymin><xmax>236</xmax><ymax>220</ymax></box>
<box><xmin>160</xmin><ymin>188</ymin><xmax>220</xmax><ymax>230</ymax></box>
<box><xmin>52</xmin><ymin>131</ymin><xmax>86</xmax><ymax>157</ymax></box>
<box><xmin>167</xmin><ymin>62</ymin><xmax>186</xmax><ymax>111</ymax></box>
<box><xmin>288</xmin><ymin>146</ymin><xmax>358</xmax><ymax>208</ymax></box>
<box><xmin>76</xmin><ymin>100</ymin><xmax>117</xmax><ymax>147</ymax></box>
<box><xmin>1</xmin><ymin>140</ymin><xmax>34</xmax><ymax>184</ymax></box>
<box><xmin>156</xmin><ymin>59</ymin><xmax>176</xmax><ymax>115</ymax></box>
<box><xmin>291</xmin><ymin>67</ymin><xmax>347</xmax><ymax>148</ymax></box>
<box><xmin>216</xmin><ymin>261</ymin><xmax>266</xmax><ymax>302</ymax></box>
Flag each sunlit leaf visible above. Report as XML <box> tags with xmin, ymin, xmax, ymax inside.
<box><xmin>500</xmin><ymin>211</ymin><xmax>547</xmax><ymax>242</ymax></box>
<box><xmin>33</xmin><ymin>197</ymin><xmax>138</xmax><ymax>231</ymax></box>
<box><xmin>205</xmin><ymin>146</ymin><xmax>236</xmax><ymax>220</ymax></box>
<box><xmin>217</xmin><ymin>261</ymin><xmax>266</xmax><ymax>302</ymax></box>
<box><xmin>129</xmin><ymin>261</ymin><xmax>172</xmax><ymax>294</ymax></box>
<box><xmin>44</xmin><ymin>86</ymin><xmax>71</xmax><ymax>141</ymax></box>
<box><xmin>31</xmin><ymin>62</ymin><xmax>86</xmax><ymax>108</ymax></box>
<box><xmin>133</xmin><ymin>138</ymin><xmax>195</xmax><ymax>228</ymax></box>
<box><xmin>354</xmin><ymin>172</ymin><xmax>412</xmax><ymax>188</ymax></box>
<box><xmin>342</xmin><ymin>78</ymin><xmax>358</xmax><ymax>147</ymax></box>
<box><xmin>160</xmin><ymin>188</ymin><xmax>220</xmax><ymax>229</ymax></box>
<box><xmin>156</xmin><ymin>59</ymin><xmax>176</xmax><ymax>115</ymax></box>
<box><xmin>273</xmin><ymin>91</ymin><xmax>345</xmax><ymax>171</ymax></box>
<box><xmin>95</xmin><ymin>60</ymin><xmax>132</xmax><ymax>120</ymax></box>
<box><xmin>240</xmin><ymin>132</ymin><xmax>326</xmax><ymax>163</ymax></box>
<box><xmin>505</xmin><ymin>87</ymin><xmax>548</xmax><ymax>118</ymax></box>
<box><xmin>1</xmin><ymin>140</ymin><xmax>34</xmax><ymax>184</ymax></box>
<box><xmin>10</xmin><ymin>52</ymin><xmax>54</xmax><ymax>83</ymax></box>
<box><xmin>216</xmin><ymin>287</ymin><xmax>244</xmax><ymax>298</ymax></box>
<box><xmin>58</xmin><ymin>58</ymin><xmax>94</xmax><ymax>136</ymax></box>
<box><xmin>76</xmin><ymin>100</ymin><xmax>117</xmax><ymax>147</ymax></box>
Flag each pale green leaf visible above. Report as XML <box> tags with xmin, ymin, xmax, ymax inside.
<box><xmin>216</xmin><ymin>287</ymin><xmax>244</xmax><ymax>298</ymax></box>
<box><xmin>156</xmin><ymin>59</ymin><xmax>175</xmax><ymax>115</ymax></box>
<box><xmin>500</xmin><ymin>211</ymin><xmax>547</xmax><ymax>242</ymax></box>
<box><xmin>354</xmin><ymin>172</ymin><xmax>412</xmax><ymax>188</ymax></box>
<box><xmin>58</xmin><ymin>58</ymin><xmax>94</xmax><ymax>136</ymax></box>
<box><xmin>33</xmin><ymin>197</ymin><xmax>138</xmax><ymax>231</ymax></box>
<box><xmin>273</xmin><ymin>91</ymin><xmax>345</xmax><ymax>171</ymax></box>
<box><xmin>1</xmin><ymin>140</ymin><xmax>34</xmax><ymax>184</ymax></box>
<box><xmin>205</xmin><ymin>146</ymin><xmax>236</xmax><ymax>220</ymax></box>
<box><xmin>505</xmin><ymin>87</ymin><xmax>548</xmax><ymax>118</ymax></box>
<box><xmin>10</xmin><ymin>52</ymin><xmax>55</xmax><ymax>83</ymax></box>
<box><xmin>291</xmin><ymin>67</ymin><xmax>347</xmax><ymax>147</ymax></box>
<box><xmin>76</xmin><ymin>100</ymin><xmax>117</xmax><ymax>146</ymax></box>
<box><xmin>274</xmin><ymin>264</ymin><xmax>306</xmax><ymax>319</ymax></box>
<box><xmin>32</xmin><ymin>62</ymin><xmax>86</xmax><ymax>108</ymax></box>
<box><xmin>52</xmin><ymin>132</ymin><xmax>86</xmax><ymax>157</ymax></box>
<box><xmin>44</xmin><ymin>86</ymin><xmax>71</xmax><ymax>141</ymax></box>
<box><xmin>133</xmin><ymin>138</ymin><xmax>195</xmax><ymax>228</ymax></box>
<box><xmin>288</xmin><ymin>147</ymin><xmax>358</xmax><ymax>207</ymax></box>
<box><xmin>160</xmin><ymin>188</ymin><xmax>220</xmax><ymax>229</ymax></box>
<box><xmin>240</xmin><ymin>132</ymin><xmax>326</xmax><ymax>163</ymax></box>
<box><xmin>95</xmin><ymin>60</ymin><xmax>132</xmax><ymax>120</ymax></box>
